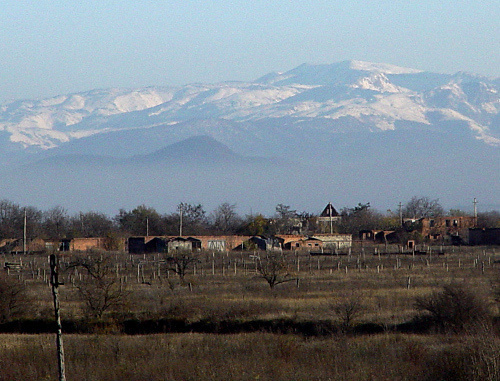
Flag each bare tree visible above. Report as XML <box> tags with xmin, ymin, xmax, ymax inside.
<box><xmin>70</xmin><ymin>211</ymin><xmax>115</xmax><ymax>237</ymax></box>
<box><xmin>210</xmin><ymin>202</ymin><xmax>242</xmax><ymax>234</ymax></box>
<box><xmin>0</xmin><ymin>200</ymin><xmax>43</xmax><ymax>240</ymax></box>
<box><xmin>402</xmin><ymin>196</ymin><xmax>444</xmax><ymax>219</ymax></box>
<box><xmin>115</xmin><ymin>205</ymin><xmax>162</xmax><ymax>236</ymax></box>
<box><xmin>176</xmin><ymin>203</ymin><xmax>208</xmax><ymax>235</ymax></box>
<box><xmin>66</xmin><ymin>251</ymin><xmax>128</xmax><ymax>319</ymax></box>
<box><xmin>338</xmin><ymin>202</ymin><xmax>390</xmax><ymax>234</ymax></box>
<box><xmin>43</xmin><ymin>206</ymin><xmax>70</xmax><ymax>240</ymax></box>
<box><xmin>273</xmin><ymin>204</ymin><xmax>298</xmax><ymax>234</ymax></box>
<box><xmin>164</xmin><ymin>250</ymin><xmax>200</xmax><ymax>283</ymax></box>
<box><xmin>256</xmin><ymin>253</ymin><xmax>295</xmax><ymax>289</ymax></box>
<box><xmin>477</xmin><ymin>210</ymin><xmax>500</xmax><ymax>228</ymax></box>
<box><xmin>0</xmin><ymin>272</ymin><xmax>30</xmax><ymax>322</ymax></box>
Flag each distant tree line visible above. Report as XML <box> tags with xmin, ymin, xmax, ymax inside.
<box><xmin>0</xmin><ymin>197</ymin><xmax>498</xmax><ymax>241</ymax></box>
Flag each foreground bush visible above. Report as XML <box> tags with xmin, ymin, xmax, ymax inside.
<box><xmin>414</xmin><ymin>284</ymin><xmax>491</xmax><ymax>333</ymax></box>
<box><xmin>0</xmin><ymin>273</ymin><xmax>30</xmax><ymax>322</ymax></box>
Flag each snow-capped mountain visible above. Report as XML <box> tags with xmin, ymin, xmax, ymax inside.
<box><xmin>0</xmin><ymin>60</ymin><xmax>499</xmax><ymax>156</ymax></box>
<box><xmin>0</xmin><ymin>61</ymin><xmax>498</xmax><ymax>214</ymax></box>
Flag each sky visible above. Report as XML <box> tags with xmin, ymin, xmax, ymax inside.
<box><xmin>1</xmin><ymin>0</ymin><xmax>499</xmax><ymax>103</ymax></box>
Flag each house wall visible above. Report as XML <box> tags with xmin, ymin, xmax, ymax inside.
<box><xmin>167</xmin><ymin>240</ymin><xmax>192</xmax><ymax>252</ymax></box>
<box><xmin>2</xmin><ymin>238</ymin><xmax>46</xmax><ymax>253</ymax></box>
<box><xmin>286</xmin><ymin>239</ymin><xmax>323</xmax><ymax>250</ymax></box>
<box><xmin>275</xmin><ymin>235</ymin><xmax>307</xmax><ymax>248</ymax></box>
<box><xmin>469</xmin><ymin>228</ymin><xmax>500</xmax><ymax>245</ymax></box>
<box><xmin>70</xmin><ymin>237</ymin><xmax>108</xmax><ymax>251</ymax></box>
<box><xmin>192</xmin><ymin>235</ymin><xmax>251</xmax><ymax>251</ymax></box>
<box><xmin>312</xmin><ymin>234</ymin><xmax>353</xmax><ymax>249</ymax></box>
<box><xmin>359</xmin><ymin>230</ymin><xmax>396</xmax><ymax>243</ymax></box>
<box><xmin>421</xmin><ymin>216</ymin><xmax>476</xmax><ymax>239</ymax></box>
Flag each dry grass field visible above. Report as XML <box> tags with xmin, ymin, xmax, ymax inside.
<box><xmin>1</xmin><ymin>245</ymin><xmax>499</xmax><ymax>380</ymax></box>
<box><xmin>0</xmin><ymin>332</ymin><xmax>491</xmax><ymax>380</ymax></box>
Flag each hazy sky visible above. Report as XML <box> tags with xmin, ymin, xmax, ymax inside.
<box><xmin>1</xmin><ymin>0</ymin><xmax>499</xmax><ymax>103</ymax></box>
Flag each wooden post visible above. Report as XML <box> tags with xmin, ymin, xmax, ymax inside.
<box><xmin>49</xmin><ymin>254</ymin><xmax>66</xmax><ymax>381</ymax></box>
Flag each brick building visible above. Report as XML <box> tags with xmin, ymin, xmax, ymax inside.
<box><xmin>418</xmin><ymin>216</ymin><xmax>476</xmax><ymax>242</ymax></box>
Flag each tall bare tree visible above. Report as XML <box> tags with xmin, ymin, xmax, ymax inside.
<box><xmin>43</xmin><ymin>206</ymin><xmax>70</xmax><ymax>240</ymax></box>
<box><xmin>176</xmin><ymin>202</ymin><xmax>208</xmax><ymax>235</ymax></box>
<box><xmin>273</xmin><ymin>203</ymin><xmax>298</xmax><ymax>234</ymax></box>
<box><xmin>210</xmin><ymin>202</ymin><xmax>242</xmax><ymax>234</ymax></box>
<box><xmin>402</xmin><ymin>196</ymin><xmax>444</xmax><ymax>219</ymax></box>
<box><xmin>70</xmin><ymin>211</ymin><xmax>115</xmax><ymax>237</ymax></box>
<box><xmin>115</xmin><ymin>205</ymin><xmax>162</xmax><ymax>236</ymax></box>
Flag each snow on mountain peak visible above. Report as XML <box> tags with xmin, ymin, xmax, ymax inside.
<box><xmin>348</xmin><ymin>60</ymin><xmax>423</xmax><ymax>74</ymax></box>
<box><xmin>0</xmin><ymin>61</ymin><xmax>498</xmax><ymax>151</ymax></box>
<box><xmin>350</xmin><ymin>72</ymin><xmax>405</xmax><ymax>93</ymax></box>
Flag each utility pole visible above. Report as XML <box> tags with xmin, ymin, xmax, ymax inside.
<box><xmin>146</xmin><ymin>216</ymin><xmax>149</xmax><ymax>237</ymax></box>
<box><xmin>329</xmin><ymin>202</ymin><xmax>333</xmax><ymax>234</ymax></box>
<box><xmin>50</xmin><ymin>254</ymin><xmax>66</xmax><ymax>381</ymax></box>
<box><xmin>179</xmin><ymin>204</ymin><xmax>183</xmax><ymax>237</ymax></box>
<box><xmin>398</xmin><ymin>202</ymin><xmax>403</xmax><ymax>227</ymax></box>
<box><xmin>23</xmin><ymin>208</ymin><xmax>27</xmax><ymax>255</ymax></box>
<box><xmin>80</xmin><ymin>212</ymin><xmax>84</xmax><ymax>236</ymax></box>
<box><xmin>473</xmin><ymin>198</ymin><xmax>478</xmax><ymax>227</ymax></box>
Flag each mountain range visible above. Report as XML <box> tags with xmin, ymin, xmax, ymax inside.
<box><xmin>0</xmin><ymin>60</ymin><xmax>498</xmax><ymax>214</ymax></box>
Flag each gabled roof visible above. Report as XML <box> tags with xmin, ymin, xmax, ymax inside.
<box><xmin>320</xmin><ymin>202</ymin><xmax>339</xmax><ymax>217</ymax></box>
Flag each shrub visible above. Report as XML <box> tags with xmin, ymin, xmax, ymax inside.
<box><xmin>331</xmin><ymin>297</ymin><xmax>365</xmax><ymax>334</ymax></box>
<box><xmin>414</xmin><ymin>284</ymin><xmax>491</xmax><ymax>333</ymax></box>
<box><xmin>467</xmin><ymin>330</ymin><xmax>500</xmax><ymax>381</ymax></box>
<box><xmin>0</xmin><ymin>273</ymin><xmax>30</xmax><ymax>322</ymax></box>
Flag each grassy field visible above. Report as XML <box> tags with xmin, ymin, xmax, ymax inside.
<box><xmin>1</xmin><ymin>332</ymin><xmax>496</xmax><ymax>380</ymax></box>
<box><xmin>1</xmin><ymin>245</ymin><xmax>499</xmax><ymax>379</ymax></box>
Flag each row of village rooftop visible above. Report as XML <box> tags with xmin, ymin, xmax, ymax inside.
<box><xmin>2</xmin><ymin>214</ymin><xmax>498</xmax><ymax>255</ymax></box>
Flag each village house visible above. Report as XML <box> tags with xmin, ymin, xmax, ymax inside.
<box><xmin>421</xmin><ymin>216</ymin><xmax>476</xmax><ymax>243</ymax></box>
<box><xmin>0</xmin><ymin>238</ymin><xmax>47</xmax><ymax>254</ymax></box>
<box><xmin>239</xmin><ymin>236</ymin><xmax>284</xmax><ymax>251</ymax></box>
<box><xmin>283</xmin><ymin>236</ymin><xmax>323</xmax><ymax>250</ymax></box>
<box><xmin>311</xmin><ymin>233</ymin><xmax>352</xmax><ymax>250</ymax></box>
<box><xmin>403</xmin><ymin>216</ymin><xmax>476</xmax><ymax>243</ymax></box>
<box><xmin>359</xmin><ymin>230</ymin><xmax>398</xmax><ymax>244</ymax></box>
<box><xmin>128</xmin><ymin>235</ymin><xmax>251</xmax><ymax>254</ymax></box>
